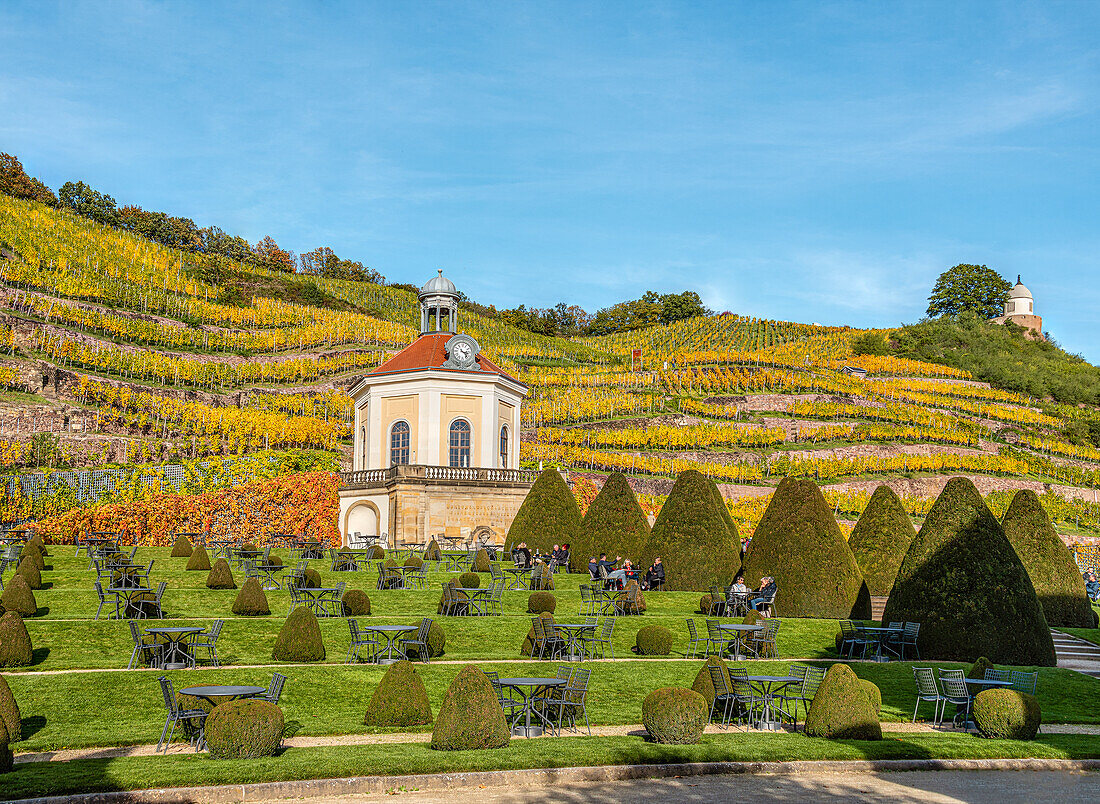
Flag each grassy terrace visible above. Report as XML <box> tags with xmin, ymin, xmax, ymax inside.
<box><xmin>3</xmin><ymin>547</ymin><xmax>1100</xmax><ymax>799</ymax></box>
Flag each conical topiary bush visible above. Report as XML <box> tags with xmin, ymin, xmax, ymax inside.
<box><xmin>848</xmin><ymin>485</ymin><xmax>916</xmax><ymax>596</ymax></box>
<box><xmin>882</xmin><ymin>477</ymin><xmax>1056</xmax><ymax>665</ymax></box>
<box><xmin>0</xmin><ymin>612</ymin><xmax>33</xmax><ymax>667</ymax></box>
<box><xmin>16</xmin><ymin>558</ymin><xmax>41</xmax><ymax>591</ymax></box>
<box><xmin>0</xmin><ymin>674</ymin><xmax>20</xmax><ymax>742</ymax></box>
<box><xmin>472</xmin><ymin>549</ymin><xmax>491</xmax><ymax>573</ymax></box>
<box><xmin>430</xmin><ymin>664</ymin><xmax>510</xmax><ymax>750</ymax></box>
<box><xmin>804</xmin><ymin>663</ymin><xmax>881</xmax><ymax>740</ymax></box>
<box><xmin>1</xmin><ymin>577</ymin><xmax>37</xmax><ymax>618</ymax></box>
<box><xmin>644</xmin><ymin>470</ymin><xmax>740</xmax><ymax>592</ymax></box>
<box><xmin>690</xmin><ymin>655</ymin><xmax>731</xmax><ymax>708</ymax></box>
<box><xmin>186</xmin><ymin>546</ymin><xmax>211</xmax><ymax>571</ymax></box>
<box><xmin>206</xmin><ymin>558</ymin><xmax>236</xmax><ymax>590</ymax></box>
<box><xmin>424</xmin><ymin>539</ymin><xmax>442</xmax><ymax>562</ymax></box>
<box><xmin>504</xmin><ymin>468</ymin><xmax>583</xmax><ymax>571</ymax></box>
<box><xmin>271</xmin><ymin>607</ymin><xmax>325</xmax><ymax>662</ymax></box>
<box><xmin>232</xmin><ymin>578</ymin><xmax>271</xmax><ymax>616</ymax></box>
<box><xmin>1001</xmin><ymin>490</ymin><xmax>1097</xmax><ymax>628</ymax></box>
<box><xmin>26</xmin><ymin>534</ymin><xmax>47</xmax><ymax>556</ymax></box>
<box><xmin>363</xmin><ymin>660</ymin><xmax>433</xmax><ymax>727</ymax></box>
<box><xmin>575</xmin><ymin>473</ymin><xmax>651</xmax><ymax>571</ymax></box>
<box><xmin>742</xmin><ymin>477</ymin><xmax>870</xmax><ymax>619</ymax></box>
<box><xmin>170</xmin><ymin>533</ymin><xmax>194</xmax><ymax>558</ymax></box>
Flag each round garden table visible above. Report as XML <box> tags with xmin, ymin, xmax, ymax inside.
<box><xmin>144</xmin><ymin>626</ymin><xmax>204</xmax><ymax>670</ymax></box>
<box><xmin>502</xmin><ymin>567</ymin><xmax>531</xmax><ymax>590</ymax></box>
<box><xmin>177</xmin><ymin>684</ymin><xmax>266</xmax><ymax>706</ymax></box>
<box><xmin>495</xmin><ymin>677</ymin><xmax>567</xmax><ymax>737</ymax></box>
<box><xmin>554</xmin><ymin>624</ymin><xmax>595</xmax><ymax>661</ymax></box>
<box><xmin>856</xmin><ymin>625</ymin><xmax>904</xmax><ymax>662</ymax></box>
<box><xmin>717</xmin><ymin>623</ymin><xmax>763</xmax><ymax>660</ymax></box>
<box><xmin>109</xmin><ymin>584</ymin><xmax>151</xmax><ymax>618</ymax></box>
<box><xmin>745</xmin><ymin>675</ymin><xmax>799</xmax><ymax>731</ymax></box>
<box><xmin>360</xmin><ymin>625</ymin><xmax>417</xmax><ymax>664</ymax></box>
<box><xmin>253</xmin><ymin>563</ymin><xmax>287</xmax><ymax>590</ymax></box>
<box><xmin>454</xmin><ymin>587</ymin><xmax>493</xmax><ymax>616</ymax></box>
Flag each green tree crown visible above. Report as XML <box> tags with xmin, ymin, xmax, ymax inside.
<box><xmin>927</xmin><ymin>264</ymin><xmax>1011</xmax><ymax>319</ymax></box>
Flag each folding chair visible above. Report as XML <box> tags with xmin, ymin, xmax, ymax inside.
<box><xmin>157</xmin><ymin>676</ymin><xmax>206</xmax><ymax>753</ymax></box>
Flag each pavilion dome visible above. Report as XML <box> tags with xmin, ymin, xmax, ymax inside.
<box><xmin>1008</xmin><ymin>275</ymin><xmax>1033</xmax><ymax>300</ymax></box>
<box><xmin>419</xmin><ymin>269</ymin><xmax>458</xmax><ymax>298</ymax></box>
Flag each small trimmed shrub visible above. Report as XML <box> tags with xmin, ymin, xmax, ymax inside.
<box><xmin>186</xmin><ymin>546</ymin><xmax>211</xmax><ymax>571</ymax></box>
<box><xmin>21</xmin><ymin>548</ymin><xmax>44</xmax><ymax>573</ymax></box>
<box><xmin>170</xmin><ymin>534</ymin><xmax>194</xmax><ymax>558</ymax></box>
<box><xmin>405</xmin><ymin>619</ymin><xmax>446</xmax><ymax>659</ymax></box>
<box><xmin>691</xmin><ymin>656</ymin><xmax>730</xmax><ymax>707</ymax></box>
<box><xmin>267</xmin><ymin>555</ymin><xmax>284</xmax><ymax>567</ymax></box>
<box><xmin>430</xmin><ymin>665</ymin><xmax>510</xmax><ymax>750</ymax></box>
<box><xmin>472</xmin><ymin>549</ymin><xmax>491</xmax><ymax>573</ymax></box>
<box><xmin>804</xmin><ymin>663</ymin><xmax>881</xmax><ymax>740</ymax></box>
<box><xmin>15</xmin><ymin>559</ymin><xmax>41</xmax><ymax>590</ymax></box>
<box><xmin>365</xmin><ymin>545</ymin><xmax>384</xmax><ymax>560</ymax></box>
<box><xmin>504</xmin><ymin>467</ymin><xmax>583</xmax><ymax>572</ymax></box>
<box><xmin>459</xmin><ymin>572</ymin><xmax>480</xmax><ymax>589</ymax></box>
<box><xmin>342</xmin><ymin>589</ymin><xmax>371</xmax><ymax>616</ymax></box>
<box><xmin>642</xmin><ymin>687</ymin><xmax>708</xmax><ymax>744</ymax></box>
<box><xmin>742</xmin><ymin>609</ymin><xmax>766</xmax><ymax>627</ymax></box>
<box><xmin>295</xmin><ymin>568</ymin><xmax>321</xmax><ymax>589</ymax></box>
<box><xmin>973</xmin><ymin>689</ymin><xmax>1042</xmax><ymax>740</ymax></box>
<box><xmin>231</xmin><ymin>578</ymin><xmax>270</xmax><ymax>616</ymax></box>
<box><xmin>0</xmin><ymin>613</ymin><xmax>33</xmax><ymax>667</ymax></box>
<box><xmin>0</xmin><ymin>717</ymin><xmax>11</xmax><ymax>774</ymax></box>
<box><xmin>615</xmin><ymin>580</ymin><xmax>645</xmax><ymax>614</ymax></box>
<box><xmin>241</xmin><ymin>542</ymin><xmax>258</xmax><ymax>553</ymax></box>
<box><xmin>0</xmin><ymin>674</ymin><xmax>21</xmax><ymax>742</ymax></box>
<box><xmin>521</xmin><ymin>612</ymin><xmax>554</xmax><ymax>655</ymax></box>
<box><xmin>635</xmin><ymin>624</ymin><xmax>673</xmax><ymax>656</ymax></box>
<box><xmin>698</xmin><ymin>594</ymin><xmax>720</xmax><ymax>615</ymax></box>
<box><xmin>363</xmin><ymin>661</ymin><xmax>433</xmax><ymax>727</ymax></box>
<box><xmin>860</xmin><ymin>679</ymin><xmax>881</xmax><ymax>716</ymax></box>
<box><xmin>404</xmin><ymin>555</ymin><xmax>424</xmax><ymax>570</ymax></box>
<box><xmin>1</xmin><ymin>577</ymin><xmax>37</xmax><ymax>617</ymax></box>
<box><xmin>527</xmin><ymin>591</ymin><xmax>556</xmax><ymax>614</ymax></box>
<box><xmin>424</xmin><ymin>539</ymin><xmax>442</xmax><ymax>562</ymax></box>
<box><xmin>271</xmin><ymin>607</ymin><xmax>325</xmax><ymax>662</ymax></box>
<box><xmin>968</xmin><ymin>657</ymin><xmax>995</xmax><ymax>680</ymax></box>
<box><xmin>204</xmin><ymin>699</ymin><xmax>284</xmax><ymax>759</ymax></box>
<box><xmin>206</xmin><ymin>559</ymin><xmax>236</xmax><ymax>590</ymax></box>
<box><xmin>438</xmin><ymin>580</ymin><xmax>468</xmax><ymax>614</ymax></box>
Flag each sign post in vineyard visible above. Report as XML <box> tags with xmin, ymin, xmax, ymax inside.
<box><xmin>631</xmin><ymin>348</ymin><xmax>641</xmax><ymax>372</ymax></box>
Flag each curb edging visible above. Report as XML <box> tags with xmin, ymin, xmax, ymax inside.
<box><xmin>7</xmin><ymin>757</ymin><xmax>1100</xmax><ymax>804</ymax></box>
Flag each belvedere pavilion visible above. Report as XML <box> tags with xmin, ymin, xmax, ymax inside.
<box><xmin>337</xmin><ymin>271</ymin><xmax>536</xmax><ymax>547</ymax></box>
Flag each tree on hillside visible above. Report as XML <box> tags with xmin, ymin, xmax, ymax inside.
<box><xmin>926</xmin><ymin>264</ymin><xmax>1010</xmax><ymax>319</ymax></box>
<box><xmin>59</xmin><ymin>181</ymin><xmax>119</xmax><ymax>226</ymax></box>
<box><xmin>301</xmin><ymin>246</ymin><xmax>385</xmax><ymax>283</ymax></box>
<box><xmin>253</xmin><ymin>236</ymin><xmax>297</xmax><ymax>273</ymax></box>
<box><xmin>0</xmin><ymin>153</ymin><xmax>58</xmax><ymax>206</ymax></box>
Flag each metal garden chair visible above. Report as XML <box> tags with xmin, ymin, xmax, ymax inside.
<box><xmin>157</xmin><ymin>676</ymin><xmax>206</xmax><ymax>753</ymax></box>
<box><xmin>94</xmin><ymin>580</ymin><xmax>120</xmax><ymax>620</ymax></box>
<box><xmin>728</xmin><ymin>667</ymin><xmax>760</xmax><ymax>728</ymax></box>
<box><xmin>190</xmin><ymin>620</ymin><xmax>224</xmax><ymax>667</ymax></box>
<box><xmin>686</xmin><ymin>619</ymin><xmax>708</xmax><ymax>659</ymax></box>
<box><xmin>579</xmin><ymin>616</ymin><xmax>615</xmax><ymax>659</ymax></box>
<box><xmin>1010</xmin><ymin>670</ymin><xmax>1038</xmax><ymax>695</ymax></box>
<box><xmin>900</xmin><ymin>622</ymin><xmax>921</xmax><ymax>659</ymax></box>
<box><xmin>346</xmin><ymin>618</ymin><xmax>380</xmax><ymax>663</ymax></box>
<box><xmin>400</xmin><ymin>618</ymin><xmax>433</xmax><ymax>663</ymax></box>
<box><xmin>938</xmin><ymin>669</ymin><xmax>973</xmax><ymax>726</ymax></box>
<box><xmin>708</xmin><ymin>664</ymin><xmax>738</xmax><ymax>727</ymax></box>
<box><xmin>261</xmin><ymin>672</ymin><xmax>287</xmax><ymax>705</ymax></box>
<box><xmin>911</xmin><ymin>667</ymin><xmax>944</xmax><ymax>722</ymax></box>
<box><xmin>128</xmin><ymin>620</ymin><xmax>162</xmax><ymax>669</ymax></box>
<box><xmin>984</xmin><ymin>668</ymin><xmax>1010</xmax><ymax>682</ymax></box>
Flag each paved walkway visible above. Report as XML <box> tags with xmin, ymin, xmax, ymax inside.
<box><xmin>1052</xmin><ymin>629</ymin><xmax>1100</xmax><ymax>679</ymax></box>
<box><xmin>254</xmin><ymin>769</ymin><xmax>1098</xmax><ymax>804</ymax></box>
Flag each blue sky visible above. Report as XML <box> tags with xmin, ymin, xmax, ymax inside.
<box><xmin>2</xmin><ymin>2</ymin><xmax>1098</xmax><ymax>357</ymax></box>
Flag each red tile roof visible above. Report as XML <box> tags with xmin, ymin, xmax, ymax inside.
<box><xmin>369</xmin><ymin>332</ymin><xmax>523</xmax><ymax>386</ymax></box>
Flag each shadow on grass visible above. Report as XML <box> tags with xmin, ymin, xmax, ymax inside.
<box><xmin>20</xmin><ymin>714</ymin><xmax>46</xmax><ymax>740</ymax></box>
<box><xmin>33</xmin><ymin>606</ymin><xmax>51</xmax><ymax>618</ymax></box>
<box><xmin>30</xmin><ymin>647</ymin><xmax>51</xmax><ymax>666</ymax></box>
<box><xmin>283</xmin><ymin>720</ymin><xmax>302</xmax><ymax>739</ymax></box>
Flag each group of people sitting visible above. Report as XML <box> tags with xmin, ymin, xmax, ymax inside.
<box><xmin>511</xmin><ymin>542</ymin><xmax>570</xmax><ymax>571</ymax></box>
<box><xmin>729</xmin><ymin>574</ymin><xmax>778</xmax><ymax>612</ymax></box>
<box><xmin>587</xmin><ymin>554</ymin><xmax>666</xmax><ymax>591</ymax></box>
<box><xmin>1084</xmin><ymin>567</ymin><xmax>1099</xmax><ymax>602</ymax></box>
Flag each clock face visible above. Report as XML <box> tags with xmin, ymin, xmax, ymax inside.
<box><xmin>452</xmin><ymin>341</ymin><xmax>472</xmax><ymax>362</ymax></box>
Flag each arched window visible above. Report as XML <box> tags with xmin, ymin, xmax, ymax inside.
<box><xmin>390</xmin><ymin>421</ymin><xmax>410</xmax><ymax>466</ymax></box>
<box><xmin>499</xmin><ymin>425</ymin><xmax>509</xmax><ymax>468</ymax></box>
<box><xmin>449</xmin><ymin>419</ymin><xmax>471</xmax><ymax>468</ymax></box>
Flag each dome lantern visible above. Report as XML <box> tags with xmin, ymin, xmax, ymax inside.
<box><xmin>418</xmin><ymin>269</ymin><xmax>460</xmax><ymax>334</ymax></box>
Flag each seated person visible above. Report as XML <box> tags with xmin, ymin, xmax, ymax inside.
<box><xmin>749</xmin><ymin>576</ymin><xmax>777</xmax><ymax>611</ymax></box>
<box><xmin>588</xmin><ymin>556</ymin><xmax>600</xmax><ymax>581</ymax></box>
<box><xmin>643</xmin><ymin>557</ymin><xmax>665</xmax><ymax>590</ymax></box>
<box><xmin>513</xmin><ymin>542</ymin><xmax>532</xmax><ymax>569</ymax></box>
<box><xmin>559</xmin><ymin>543</ymin><xmax>571</xmax><ymax>566</ymax></box>
<box><xmin>597</xmin><ymin>554</ymin><xmax>621</xmax><ymax>588</ymax></box>
<box><xmin>1085</xmin><ymin>568</ymin><xmax>1100</xmax><ymax>602</ymax></box>
<box><xmin>606</xmin><ymin>558</ymin><xmax>633</xmax><ymax>589</ymax></box>
<box><xmin>730</xmin><ymin>577</ymin><xmax>749</xmax><ymax>594</ymax></box>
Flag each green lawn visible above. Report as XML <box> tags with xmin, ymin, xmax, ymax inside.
<box><xmin>3</xmin><ymin>546</ymin><xmax>1098</xmax><ymax>796</ymax></box>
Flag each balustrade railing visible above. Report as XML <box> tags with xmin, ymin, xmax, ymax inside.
<box><xmin>340</xmin><ymin>464</ymin><xmax>538</xmax><ymax>487</ymax></box>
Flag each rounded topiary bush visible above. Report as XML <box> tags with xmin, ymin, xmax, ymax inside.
<box><xmin>272</xmin><ymin>606</ymin><xmax>325</xmax><ymax>662</ymax></box>
<box><xmin>615</xmin><ymin>580</ymin><xmax>645</xmax><ymax>614</ymax></box>
<box><xmin>804</xmin><ymin>663</ymin><xmax>881</xmax><ymax>740</ymax></box>
<box><xmin>404</xmin><ymin>620</ymin><xmax>446</xmax><ymax>660</ymax></box>
<box><xmin>241</xmin><ymin>542</ymin><xmax>258</xmax><ymax>553</ymax></box>
<box><xmin>882</xmin><ymin>477</ymin><xmax>1056</xmax><ymax>665</ymax></box>
<box><xmin>204</xmin><ymin>699</ymin><xmax>284</xmax><ymax>759</ymax></box>
<box><xmin>16</xmin><ymin>559</ymin><xmax>41</xmax><ymax>590</ymax></box>
<box><xmin>170</xmin><ymin>534</ymin><xmax>194</xmax><ymax>558</ymax></box>
<box><xmin>430</xmin><ymin>665</ymin><xmax>510</xmax><ymax>751</ymax></box>
<box><xmin>968</xmin><ymin>657</ymin><xmax>995</xmax><ymax>680</ymax></box>
<box><xmin>206</xmin><ymin>559</ymin><xmax>236</xmax><ymax>590</ymax></box>
<box><xmin>296</xmin><ymin>568</ymin><xmax>321</xmax><ymax>589</ymax></box>
<box><xmin>26</xmin><ymin>534</ymin><xmax>47</xmax><ymax>556</ymax></box>
<box><xmin>232</xmin><ymin>578</ymin><xmax>270</xmax><ymax>616</ymax></box>
<box><xmin>404</xmin><ymin>555</ymin><xmax>423</xmax><ymax>570</ymax></box>
<box><xmin>743</xmin><ymin>477</ymin><xmax>869</xmax><ymax>618</ymax></box>
<box><xmin>691</xmin><ymin>655</ymin><xmax>731</xmax><ymax>708</ymax></box>
<box><xmin>644</xmin><ymin>470</ymin><xmax>740</xmax><ymax>591</ymax></box>
<box><xmin>1002</xmin><ymin>489</ymin><xmax>1097</xmax><ymax>628</ymax></box>
<box><xmin>21</xmin><ymin>548</ymin><xmax>44</xmax><ymax>573</ymax></box>
<box><xmin>635</xmin><ymin>624</ymin><xmax>673</xmax><ymax>656</ymax></box>
<box><xmin>860</xmin><ymin>679</ymin><xmax>881</xmax><ymax>716</ymax></box>
<box><xmin>521</xmin><ymin>612</ymin><xmax>554</xmax><ymax>655</ymax></box>
<box><xmin>365</xmin><ymin>545</ymin><xmax>384</xmax><ymax>560</ymax></box>
<box><xmin>472</xmin><ymin>549</ymin><xmax>491</xmax><ymax>573</ymax></box>
<box><xmin>0</xmin><ymin>717</ymin><xmax>11</xmax><ymax>774</ymax></box>
<box><xmin>527</xmin><ymin>591</ymin><xmax>556</xmax><ymax>614</ymax></box>
<box><xmin>459</xmin><ymin>572</ymin><xmax>480</xmax><ymax>589</ymax></box>
<box><xmin>363</xmin><ymin>660</ymin><xmax>433</xmax><ymax>727</ymax></box>
<box><xmin>342</xmin><ymin>589</ymin><xmax>371</xmax><ymax>616</ymax></box>
<box><xmin>186</xmin><ymin>546</ymin><xmax>211</xmax><ymax>571</ymax></box>
<box><xmin>742</xmin><ymin>609</ymin><xmax>766</xmax><ymax>627</ymax></box>
<box><xmin>267</xmin><ymin>555</ymin><xmax>283</xmax><ymax>567</ymax></box>
<box><xmin>1</xmin><ymin>577</ymin><xmax>37</xmax><ymax>617</ymax></box>
<box><xmin>642</xmin><ymin>687</ymin><xmax>708</xmax><ymax>744</ymax></box>
<box><xmin>847</xmin><ymin>485</ymin><xmax>916</xmax><ymax>596</ymax></box>
<box><xmin>504</xmin><ymin>467</ymin><xmax>583</xmax><ymax>572</ymax></box>
<box><xmin>0</xmin><ymin>613</ymin><xmax>33</xmax><ymax>668</ymax></box>
<box><xmin>424</xmin><ymin>539</ymin><xmax>442</xmax><ymax>562</ymax></box>
<box><xmin>973</xmin><ymin>689</ymin><xmax>1042</xmax><ymax>740</ymax></box>
<box><xmin>0</xmin><ymin>674</ymin><xmax>20</xmax><ymax>742</ymax></box>
<box><xmin>575</xmin><ymin>472</ymin><xmax>651</xmax><ymax>575</ymax></box>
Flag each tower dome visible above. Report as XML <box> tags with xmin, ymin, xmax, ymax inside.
<box><xmin>417</xmin><ymin>269</ymin><xmax>460</xmax><ymax>334</ymax></box>
<box><xmin>1003</xmin><ymin>275</ymin><xmax>1035</xmax><ymax>317</ymax></box>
